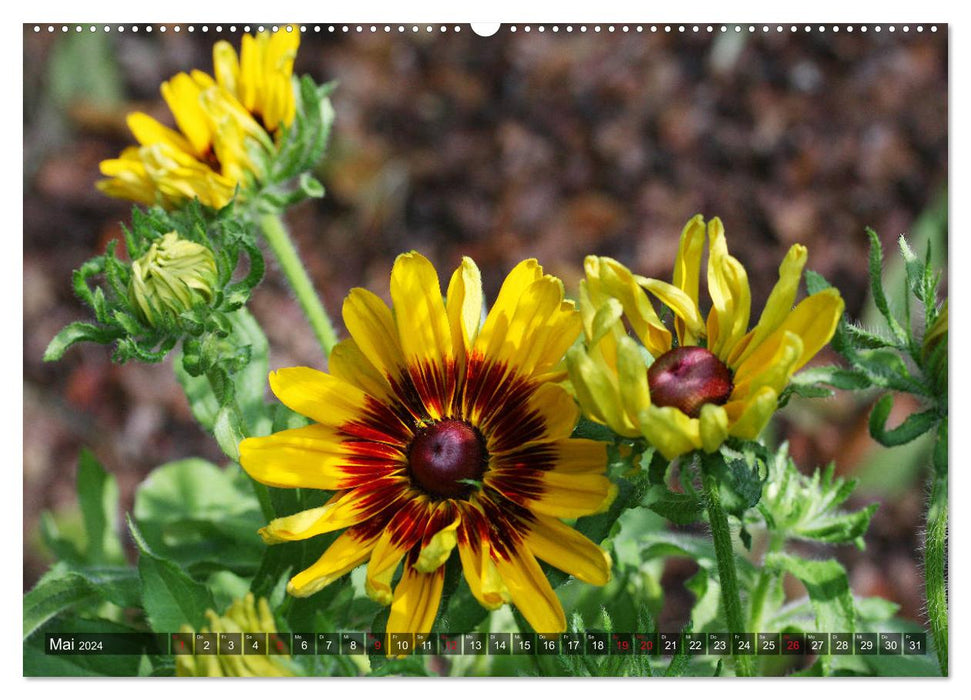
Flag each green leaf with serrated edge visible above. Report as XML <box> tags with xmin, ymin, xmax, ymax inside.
<box><xmin>841</xmin><ymin>323</ymin><xmax>895</xmax><ymax>350</ymax></box>
<box><xmin>76</xmin><ymin>449</ymin><xmax>124</xmax><ymax>565</ymax></box>
<box><xmin>868</xmin><ymin>393</ymin><xmax>939</xmax><ymax>446</ymax></box>
<box><xmin>23</xmin><ymin>570</ymin><xmax>100</xmax><ymax>640</ymax></box>
<box><xmin>129</xmin><ymin>516</ymin><xmax>215</xmax><ymax>632</ymax></box>
<box><xmin>764</xmin><ymin>553</ymin><xmax>855</xmax><ymax>635</ymax></box>
<box><xmin>644</xmin><ymin>485</ymin><xmax>704</xmax><ymax>525</ymax></box>
<box><xmin>791</xmin><ymin>365</ymin><xmax>872</xmax><ymax>390</ymax></box>
<box><xmin>855</xmin><ymin>348</ymin><xmax>930</xmax><ymax>395</ymax></box>
<box><xmin>865</xmin><ymin>228</ymin><xmax>908</xmax><ymax>344</ymax></box>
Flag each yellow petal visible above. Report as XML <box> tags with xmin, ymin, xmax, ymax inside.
<box><xmin>566</xmin><ymin>346</ymin><xmax>638</xmax><ymax>437</ymax></box>
<box><xmin>457</xmin><ymin>530</ymin><xmax>509</xmax><ymax>610</ymax></box>
<box><xmin>390</xmin><ymin>252</ymin><xmax>453</xmax><ymax>368</ymax></box>
<box><xmin>636</xmin><ymin>277</ymin><xmax>706</xmax><ymax>346</ymax></box>
<box><xmin>616</xmin><ymin>335</ymin><xmax>653</xmax><ymax>428</ymax></box>
<box><xmin>239</xmin><ymin>423</ymin><xmax>355</xmax><ymax>490</ymax></box>
<box><xmin>734</xmin><ymin>288</ymin><xmax>844</xmax><ymax>384</ymax></box>
<box><xmin>591</xmin><ymin>256</ymin><xmax>671</xmax><ymax>357</ymax></box>
<box><xmin>705</xmin><ymin>218</ymin><xmax>751</xmax><ymax>359</ymax></box>
<box><xmin>477</xmin><ymin>259</ymin><xmax>543</xmax><ymax>348</ymax></box>
<box><xmin>212</xmin><ymin>41</ymin><xmax>240</xmax><ymax>96</ymax></box>
<box><xmin>288</xmin><ymin>528</ymin><xmax>378</xmax><ymax>597</ymax></box>
<box><xmin>494</xmin><ymin>546</ymin><xmax>566</xmax><ymax>633</ymax></box>
<box><xmin>126</xmin><ymin>112</ymin><xmax>194</xmax><ymax>154</ymax></box>
<box><xmin>639</xmin><ymin>404</ymin><xmax>702</xmax><ymax>460</ymax></box>
<box><xmin>268</xmin><ymin>367</ymin><xmax>372</xmax><ymax>427</ymax></box>
<box><xmin>160</xmin><ymin>72</ymin><xmax>212</xmax><ymax>158</ymax></box>
<box><xmin>727</xmin><ymin>386</ymin><xmax>779</xmax><ymax>440</ymax></box>
<box><xmin>445</xmin><ymin>256</ymin><xmax>483</xmax><ymax>355</ymax></box>
<box><xmin>529</xmin><ymin>472</ymin><xmax>617</xmax><ymax>519</ymax></box>
<box><xmin>732</xmin><ymin>331</ymin><xmax>804</xmax><ymax>398</ymax></box>
<box><xmin>415</xmin><ymin>513</ymin><xmax>461</xmax><ymax>573</ymax></box>
<box><xmin>328</xmin><ymin>337</ymin><xmax>393</xmax><ymax>400</ymax></box>
<box><xmin>387</xmin><ymin>565</ymin><xmax>445</xmax><ymax>636</ymax></box>
<box><xmin>698</xmin><ymin>403</ymin><xmax>729</xmax><ymax>453</ymax></box>
<box><xmin>729</xmin><ymin>244</ymin><xmax>808</xmax><ymax>368</ymax></box>
<box><xmin>672</xmin><ymin>214</ymin><xmax>707</xmax><ymax>346</ymax></box>
<box><xmin>547</xmin><ymin>438</ymin><xmax>608</xmax><ymax>474</ymax></box>
<box><xmin>366</xmin><ymin>530</ymin><xmax>408</xmax><ymax>606</ymax></box>
<box><xmin>342</xmin><ymin>287</ymin><xmax>406</xmax><ymax>382</ymax></box>
<box><xmin>524</xmin><ymin>515</ymin><xmax>612</xmax><ymax>585</ymax></box>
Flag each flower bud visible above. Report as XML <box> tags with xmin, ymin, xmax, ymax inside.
<box><xmin>647</xmin><ymin>346</ymin><xmax>734</xmax><ymax>418</ymax></box>
<box><xmin>129</xmin><ymin>232</ymin><xmax>218</xmax><ymax>327</ymax></box>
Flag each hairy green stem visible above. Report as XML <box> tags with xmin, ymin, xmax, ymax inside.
<box><xmin>259</xmin><ymin>212</ymin><xmax>339</xmax><ymax>355</ymax></box>
<box><xmin>701</xmin><ymin>452</ymin><xmax>756</xmax><ymax>677</ymax></box>
<box><xmin>925</xmin><ymin>469</ymin><xmax>948</xmax><ymax>675</ymax></box>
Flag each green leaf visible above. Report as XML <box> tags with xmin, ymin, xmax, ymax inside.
<box><xmin>865</xmin><ymin>228</ymin><xmax>908</xmax><ymax>344</ymax></box>
<box><xmin>855</xmin><ymin>348</ymin><xmax>929</xmax><ymax>395</ymax></box>
<box><xmin>709</xmin><ymin>446</ymin><xmax>765</xmax><ymax>519</ymax></box>
<box><xmin>791</xmin><ymin>365</ymin><xmax>872</xmax><ymax>390</ymax></box>
<box><xmin>76</xmin><ymin>449</ymin><xmax>124</xmax><ymax>565</ymax></box>
<box><xmin>23</xmin><ymin>570</ymin><xmax>101</xmax><ymax>641</ymax></box>
<box><xmin>213</xmin><ymin>405</ymin><xmax>245</xmax><ymax>461</ymax></box>
<box><xmin>868</xmin><ymin>393</ymin><xmax>939</xmax><ymax>446</ymax></box>
<box><xmin>764</xmin><ymin>553</ymin><xmax>855</xmax><ymax>635</ymax></box>
<box><xmin>43</xmin><ymin>322</ymin><xmax>118</xmax><ymax>361</ymax></box>
<box><xmin>841</xmin><ymin>323</ymin><xmax>895</xmax><ymax>350</ymax></box>
<box><xmin>132</xmin><ymin>459</ymin><xmax>264</xmax><ymax>572</ymax></box>
<box><xmin>129</xmin><ymin>516</ymin><xmax>216</xmax><ymax>632</ymax></box>
<box><xmin>644</xmin><ymin>485</ymin><xmax>704</xmax><ymax>525</ymax></box>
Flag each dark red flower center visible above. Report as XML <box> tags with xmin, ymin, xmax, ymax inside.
<box><xmin>647</xmin><ymin>346</ymin><xmax>734</xmax><ymax>418</ymax></box>
<box><xmin>408</xmin><ymin>419</ymin><xmax>488</xmax><ymax>499</ymax></box>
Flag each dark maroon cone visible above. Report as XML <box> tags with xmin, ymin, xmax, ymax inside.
<box><xmin>408</xmin><ymin>419</ymin><xmax>488</xmax><ymax>498</ymax></box>
<box><xmin>647</xmin><ymin>346</ymin><xmax>734</xmax><ymax>418</ymax></box>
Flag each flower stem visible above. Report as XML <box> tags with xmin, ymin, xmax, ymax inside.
<box><xmin>701</xmin><ymin>451</ymin><xmax>756</xmax><ymax>677</ymax></box>
<box><xmin>925</xmin><ymin>469</ymin><xmax>948</xmax><ymax>675</ymax></box>
<box><xmin>258</xmin><ymin>212</ymin><xmax>339</xmax><ymax>356</ymax></box>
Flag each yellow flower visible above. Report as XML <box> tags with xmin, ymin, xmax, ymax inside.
<box><xmin>568</xmin><ymin>215</ymin><xmax>845</xmax><ymax>460</ymax></box>
<box><xmin>98</xmin><ymin>28</ymin><xmax>300</xmax><ymax>209</ymax></box>
<box><xmin>176</xmin><ymin>593</ymin><xmax>293</xmax><ymax>677</ymax></box>
<box><xmin>239</xmin><ymin>253</ymin><xmax>614</xmax><ymax>639</ymax></box>
<box><xmin>128</xmin><ymin>231</ymin><xmax>217</xmax><ymax>326</ymax></box>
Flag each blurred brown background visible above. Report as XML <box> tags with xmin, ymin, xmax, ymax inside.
<box><xmin>23</xmin><ymin>25</ymin><xmax>947</xmax><ymax>623</ymax></box>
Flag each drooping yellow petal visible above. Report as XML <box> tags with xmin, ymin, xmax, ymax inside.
<box><xmin>386</xmin><ymin>565</ymin><xmax>445</xmax><ymax>636</ymax></box>
<box><xmin>566</xmin><ymin>346</ymin><xmax>638</xmax><ymax>437</ymax></box>
<box><xmin>390</xmin><ymin>252</ymin><xmax>454</xmax><ymax>368</ymax></box>
<box><xmin>365</xmin><ymin>530</ymin><xmax>408</xmax><ymax>606</ymax></box>
<box><xmin>705</xmin><ymin>218</ymin><xmax>751</xmax><ymax>359</ymax></box>
<box><xmin>616</xmin><ymin>335</ymin><xmax>653</xmax><ymax>428</ymax></box>
<box><xmin>639</xmin><ymin>405</ymin><xmax>702</xmax><ymax>460</ymax></box>
<box><xmin>457</xmin><ymin>531</ymin><xmax>509</xmax><ymax>610</ymax></box>
<box><xmin>589</xmin><ymin>256</ymin><xmax>671</xmax><ymax>357</ymax></box>
<box><xmin>445</xmin><ymin>256</ymin><xmax>483</xmax><ymax>355</ymax></box>
<box><xmin>732</xmin><ymin>331</ymin><xmax>804</xmax><ymax>399</ymax></box>
<box><xmin>729</xmin><ymin>244</ymin><xmax>808</xmax><ymax>368</ymax></box>
<box><xmin>672</xmin><ymin>214</ymin><xmax>707</xmax><ymax>345</ymax></box>
<box><xmin>727</xmin><ymin>386</ymin><xmax>779</xmax><ymax>440</ymax></box>
<box><xmin>239</xmin><ymin>423</ymin><xmax>355</xmax><ymax>490</ymax></box>
<box><xmin>212</xmin><ymin>41</ymin><xmax>240</xmax><ymax>96</ymax></box>
<box><xmin>734</xmin><ymin>288</ymin><xmax>844</xmax><ymax>385</ymax></box>
<box><xmin>288</xmin><ymin>528</ymin><xmax>379</xmax><ymax>597</ymax></box>
<box><xmin>529</xmin><ymin>472</ymin><xmax>617</xmax><ymax>519</ymax></box>
<box><xmin>524</xmin><ymin>515</ymin><xmax>612</xmax><ymax>585</ymax></box>
<box><xmin>415</xmin><ymin>512</ymin><xmax>461</xmax><ymax>573</ymax></box>
<box><xmin>494</xmin><ymin>546</ymin><xmax>567</xmax><ymax>633</ymax></box>
<box><xmin>126</xmin><ymin>112</ymin><xmax>195</xmax><ymax>154</ymax></box>
<box><xmin>268</xmin><ymin>367</ymin><xmax>372</xmax><ymax>427</ymax></box>
<box><xmin>698</xmin><ymin>403</ymin><xmax>729</xmax><ymax>453</ymax></box>
<box><xmin>636</xmin><ymin>277</ymin><xmax>706</xmax><ymax>346</ymax></box>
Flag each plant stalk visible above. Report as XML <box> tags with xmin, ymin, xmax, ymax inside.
<box><xmin>701</xmin><ymin>452</ymin><xmax>756</xmax><ymax>677</ymax></box>
<box><xmin>925</xmin><ymin>469</ymin><xmax>948</xmax><ymax>675</ymax></box>
<box><xmin>258</xmin><ymin>212</ymin><xmax>339</xmax><ymax>355</ymax></box>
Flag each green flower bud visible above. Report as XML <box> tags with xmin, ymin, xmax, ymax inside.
<box><xmin>128</xmin><ymin>232</ymin><xmax>218</xmax><ymax>327</ymax></box>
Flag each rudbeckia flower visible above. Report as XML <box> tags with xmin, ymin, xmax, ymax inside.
<box><xmin>568</xmin><ymin>214</ymin><xmax>845</xmax><ymax>460</ymax></box>
<box><xmin>239</xmin><ymin>253</ymin><xmax>615</xmax><ymax>636</ymax></box>
<box><xmin>97</xmin><ymin>28</ymin><xmax>300</xmax><ymax>209</ymax></box>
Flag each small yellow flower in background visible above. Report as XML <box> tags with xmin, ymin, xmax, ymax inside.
<box><xmin>568</xmin><ymin>214</ymin><xmax>845</xmax><ymax>460</ymax></box>
<box><xmin>98</xmin><ymin>28</ymin><xmax>300</xmax><ymax>209</ymax></box>
<box><xmin>176</xmin><ymin>593</ymin><xmax>293</xmax><ymax>677</ymax></box>
<box><xmin>129</xmin><ymin>231</ymin><xmax>217</xmax><ymax>326</ymax></box>
<box><xmin>239</xmin><ymin>253</ymin><xmax>614</xmax><ymax>640</ymax></box>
